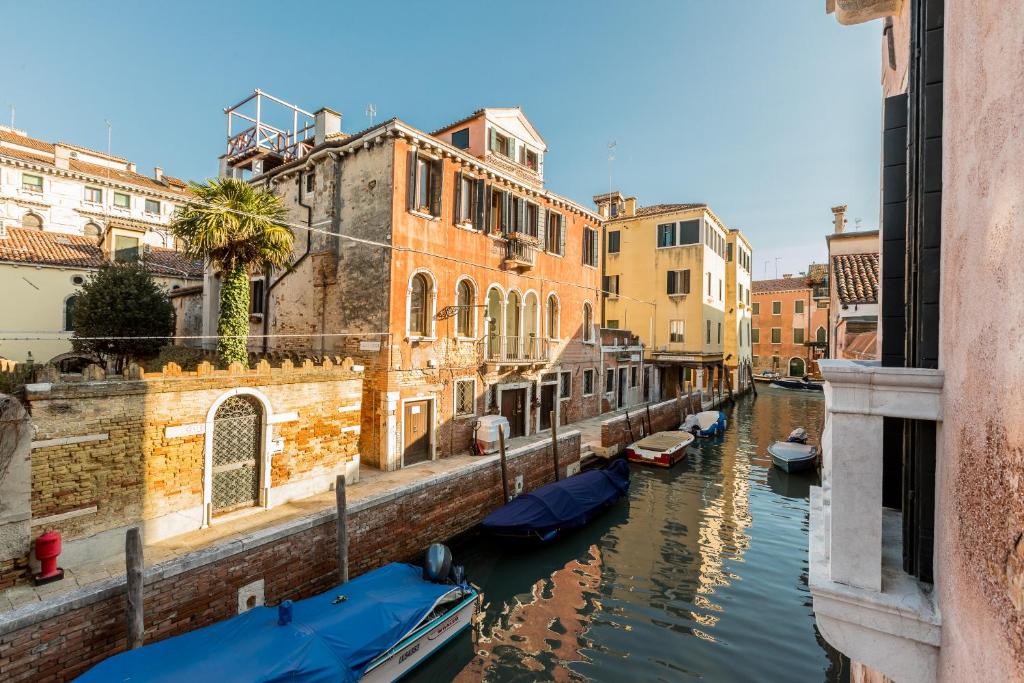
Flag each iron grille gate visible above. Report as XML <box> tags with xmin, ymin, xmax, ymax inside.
<box><xmin>211</xmin><ymin>395</ymin><xmax>261</xmax><ymax>514</ymax></box>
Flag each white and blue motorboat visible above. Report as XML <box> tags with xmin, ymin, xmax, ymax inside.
<box><xmin>682</xmin><ymin>410</ymin><xmax>728</xmax><ymax>438</ymax></box>
<box><xmin>76</xmin><ymin>544</ymin><xmax>479</xmax><ymax>683</ymax></box>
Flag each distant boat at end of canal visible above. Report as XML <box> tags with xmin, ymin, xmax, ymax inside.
<box><xmin>769</xmin><ymin>378</ymin><xmax>824</xmax><ymax>392</ymax></box>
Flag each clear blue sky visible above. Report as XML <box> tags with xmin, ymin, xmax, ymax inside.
<box><xmin>3</xmin><ymin>1</ymin><xmax>881</xmax><ymax>278</ymax></box>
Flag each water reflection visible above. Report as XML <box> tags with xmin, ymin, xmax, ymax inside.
<box><xmin>410</xmin><ymin>386</ymin><xmax>846</xmax><ymax>682</ymax></box>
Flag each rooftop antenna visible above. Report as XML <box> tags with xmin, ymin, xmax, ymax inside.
<box><xmin>855</xmin><ymin>217</ymin><xmax>863</xmax><ymax>230</ymax></box>
<box><xmin>774</xmin><ymin>257</ymin><xmax>781</xmax><ymax>278</ymax></box>
<box><xmin>105</xmin><ymin>119</ymin><xmax>112</xmax><ymax>156</ymax></box>
<box><xmin>8</xmin><ymin>104</ymin><xmax>14</xmax><ymax>128</ymax></box>
<box><xmin>365</xmin><ymin>103</ymin><xmax>377</xmax><ymax>126</ymax></box>
<box><xmin>607</xmin><ymin>139</ymin><xmax>616</xmax><ymax>199</ymax></box>
<box><xmin>763</xmin><ymin>260</ymin><xmax>770</xmax><ymax>279</ymax></box>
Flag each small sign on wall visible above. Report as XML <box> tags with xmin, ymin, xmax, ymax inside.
<box><xmin>567</xmin><ymin>462</ymin><xmax>581</xmax><ymax>477</ymax></box>
<box><xmin>359</xmin><ymin>340</ymin><xmax>382</xmax><ymax>352</ymax></box>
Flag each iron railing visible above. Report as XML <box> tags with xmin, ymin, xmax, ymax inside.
<box><xmin>482</xmin><ymin>335</ymin><xmax>550</xmax><ymax>364</ymax></box>
<box><xmin>504</xmin><ymin>237</ymin><xmax>537</xmax><ymax>268</ymax></box>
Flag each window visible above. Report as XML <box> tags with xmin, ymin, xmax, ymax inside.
<box><xmin>113</xmin><ymin>192</ymin><xmax>131</xmax><ymax>210</ymax></box>
<box><xmin>455</xmin><ymin>173</ymin><xmax>475</xmax><ymax>226</ymax></box>
<box><xmin>727</xmin><ymin>242</ymin><xmax>734</xmax><ymax>261</ymax></box>
<box><xmin>525</xmin><ymin>202</ymin><xmax>540</xmax><ymax>237</ymax></box>
<box><xmin>706</xmin><ymin>320</ymin><xmax>712</xmax><ymax>343</ymax></box>
<box><xmin>21</xmin><ymin>174</ymin><xmax>42</xmax><ymax>193</ymax></box>
<box><xmin>21</xmin><ymin>213</ymin><xmax>42</xmax><ymax>230</ymax></box>
<box><xmin>746</xmin><ymin>289</ymin><xmax>750</xmax><ymax>305</ymax></box>
<box><xmin>451</xmin><ymin>127</ymin><xmax>470</xmax><ymax>150</ymax></box>
<box><xmin>547</xmin><ymin>295</ymin><xmax>559</xmax><ymax>338</ymax></box>
<box><xmin>795</xmin><ymin>300</ymin><xmax>805</xmax><ymax>314</ymax></box>
<box><xmin>407</xmin><ymin>150</ymin><xmax>442</xmax><ymax>217</ymax></box>
<box><xmin>559</xmin><ymin>371</ymin><xmax>571</xmax><ymax>399</ymax></box>
<box><xmin>582</xmin><ymin>227</ymin><xmax>599</xmax><ymax>266</ymax></box>
<box><xmin>250</xmin><ymin>278</ymin><xmax>265</xmax><ymax>316</ymax></box>
<box><xmin>83</xmin><ymin>222</ymin><xmax>101</xmax><ymax>237</ymax></box>
<box><xmin>771</xmin><ymin>328</ymin><xmax>782</xmax><ymax>344</ymax></box>
<box><xmin>583</xmin><ymin>302</ymin><xmax>594</xmax><ymax>342</ymax></box>
<box><xmin>817</xmin><ymin>300</ymin><xmax>829</xmax><ymax>308</ymax></box>
<box><xmin>525</xmin><ymin>149</ymin><xmax>539</xmax><ymax>171</ymax></box>
<box><xmin>772</xmin><ymin>301</ymin><xmax>782</xmax><ymax>315</ymax></box>
<box><xmin>794</xmin><ymin>328</ymin><xmax>805</xmax><ymax>344</ymax></box>
<box><xmin>631</xmin><ymin>366</ymin><xmax>638</xmax><ymax>387</ymax></box>
<box><xmin>607</xmin><ymin>230</ymin><xmax>620</xmax><ymax>254</ymax></box>
<box><xmin>679</xmin><ymin>219</ymin><xmax>700</xmax><ymax>245</ymax></box>
<box><xmin>454</xmin><ymin>378</ymin><xmax>475</xmax><ymax>416</ymax></box>
<box><xmin>85</xmin><ymin>186</ymin><xmax>103</xmax><ymax>203</ymax></box>
<box><xmin>605</xmin><ymin>368</ymin><xmax>615</xmax><ymax>392</ymax></box>
<box><xmin>816</xmin><ymin>326</ymin><xmax>827</xmax><ymax>343</ymax></box>
<box><xmin>706</xmin><ymin>272</ymin><xmax>712</xmax><ymax>295</ymax></box>
<box><xmin>603</xmin><ymin>274</ymin><xmax>620</xmax><ymax>296</ymax></box>
<box><xmin>583</xmin><ymin>369</ymin><xmax>594</xmax><ymax>396</ymax></box>
<box><xmin>546</xmin><ymin>211</ymin><xmax>564</xmax><ymax>255</ymax></box>
<box><xmin>657</xmin><ymin>223</ymin><xmax>676</xmax><ymax>248</ymax></box>
<box><xmin>114</xmin><ymin>235</ymin><xmax>139</xmax><ymax>262</ymax></box>
<box><xmin>145</xmin><ymin>199</ymin><xmax>161</xmax><ymax>215</ymax></box>
<box><xmin>456</xmin><ymin>279</ymin><xmax>474</xmax><ymax>337</ymax></box>
<box><xmin>670</xmin><ymin>320</ymin><xmax>685</xmax><ymax>343</ymax></box>
<box><xmin>752</xmin><ymin>302</ymin><xmax>760</xmax><ymax>314</ymax></box>
<box><xmin>718</xmin><ymin>278</ymin><xmax>723</xmax><ymax>301</ymax></box>
<box><xmin>717</xmin><ymin>322</ymin><xmax>722</xmax><ymax>344</ymax></box>
<box><xmin>752</xmin><ymin>328</ymin><xmax>760</xmax><ymax>343</ymax></box>
<box><xmin>489</xmin><ymin>128</ymin><xmax>511</xmax><ymax>157</ymax></box>
<box><xmin>63</xmin><ymin>295</ymin><xmax>78</xmax><ymax>332</ymax></box>
<box><xmin>304</xmin><ymin>171</ymin><xmax>315</xmax><ymax>194</ymax></box>
<box><xmin>667</xmin><ymin>269</ymin><xmax>691</xmax><ymax>295</ymax></box>
<box><xmin>409</xmin><ymin>273</ymin><xmax>432</xmax><ymax>337</ymax></box>
<box><xmin>606</xmin><ymin>319</ymin><xmax>619</xmax><ymax>329</ymax></box>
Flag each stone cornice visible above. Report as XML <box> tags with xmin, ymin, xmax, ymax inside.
<box><xmin>0</xmin><ymin>155</ymin><xmax>189</xmax><ymax>203</ymax></box>
<box><xmin>819</xmin><ymin>359</ymin><xmax>943</xmax><ymax>421</ymax></box>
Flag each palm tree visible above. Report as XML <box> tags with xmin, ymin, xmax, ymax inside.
<box><xmin>171</xmin><ymin>178</ymin><xmax>293</xmax><ymax>366</ymax></box>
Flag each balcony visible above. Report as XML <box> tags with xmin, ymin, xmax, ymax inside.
<box><xmin>503</xmin><ymin>235</ymin><xmax>537</xmax><ymax>270</ymax></box>
<box><xmin>480</xmin><ymin>335</ymin><xmax>550</xmax><ymax>367</ymax></box>
<box><xmin>810</xmin><ymin>360</ymin><xmax>943</xmax><ymax>683</ymax></box>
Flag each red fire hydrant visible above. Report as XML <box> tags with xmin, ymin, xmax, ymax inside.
<box><xmin>34</xmin><ymin>531</ymin><xmax>65</xmax><ymax>585</ymax></box>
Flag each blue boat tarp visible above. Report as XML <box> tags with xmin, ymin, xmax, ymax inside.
<box><xmin>481</xmin><ymin>459</ymin><xmax>630</xmax><ymax>537</ymax></box>
<box><xmin>76</xmin><ymin>563</ymin><xmax>458</xmax><ymax>683</ymax></box>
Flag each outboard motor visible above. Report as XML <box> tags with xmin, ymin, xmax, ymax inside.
<box><xmin>787</xmin><ymin>427</ymin><xmax>808</xmax><ymax>444</ymax></box>
<box><xmin>423</xmin><ymin>543</ymin><xmax>453</xmax><ymax>583</ymax></box>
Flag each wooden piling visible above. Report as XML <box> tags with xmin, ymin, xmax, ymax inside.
<box><xmin>125</xmin><ymin>527</ymin><xmax>144</xmax><ymax>650</ymax></box>
<box><xmin>550</xmin><ymin>410</ymin><xmax>560</xmax><ymax>481</ymax></box>
<box><xmin>498</xmin><ymin>427</ymin><xmax>510</xmax><ymax>502</ymax></box>
<box><xmin>646</xmin><ymin>404</ymin><xmax>654</xmax><ymax>435</ymax></box>
<box><xmin>625</xmin><ymin>410</ymin><xmax>635</xmax><ymax>442</ymax></box>
<box><xmin>335</xmin><ymin>474</ymin><xmax>349</xmax><ymax>584</ymax></box>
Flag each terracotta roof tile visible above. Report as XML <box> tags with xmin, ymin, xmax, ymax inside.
<box><xmin>68</xmin><ymin>159</ymin><xmax>192</xmax><ymax>196</ymax></box>
<box><xmin>0</xmin><ymin>130</ymin><xmax>54</xmax><ymax>153</ymax></box>
<box><xmin>0</xmin><ymin>227</ymin><xmax>201</xmax><ymax>278</ymax></box>
<box><xmin>0</xmin><ymin>146</ymin><xmax>54</xmax><ymax>164</ymax></box>
<box><xmin>832</xmin><ymin>252</ymin><xmax>879</xmax><ymax>304</ymax></box>
<box><xmin>753</xmin><ymin>277</ymin><xmax>808</xmax><ymax>293</ymax></box>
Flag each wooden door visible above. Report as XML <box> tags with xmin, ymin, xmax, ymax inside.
<box><xmin>618</xmin><ymin>367</ymin><xmax>628</xmax><ymax>409</ymax></box>
<box><xmin>500</xmin><ymin>388</ymin><xmax>526</xmax><ymax>438</ymax></box>
<box><xmin>539</xmin><ymin>384</ymin><xmax>555</xmax><ymax>431</ymax></box>
<box><xmin>403</xmin><ymin>400</ymin><xmax>431</xmax><ymax>466</ymax></box>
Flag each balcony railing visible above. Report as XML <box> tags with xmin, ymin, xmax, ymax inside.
<box><xmin>503</xmin><ymin>236</ymin><xmax>537</xmax><ymax>270</ymax></box>
<box><xmin>481</xmin><ymin>335</ymin><xmax>549</xmax><ymax>365</ymax></box>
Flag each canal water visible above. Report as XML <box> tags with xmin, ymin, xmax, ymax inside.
<box><xmin>409</xmin><ymin>385</ymin><xmax>847</xmax><ymax>682</ymax></box>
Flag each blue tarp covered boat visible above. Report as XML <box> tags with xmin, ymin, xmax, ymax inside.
<box><xmin>481</xmin><ymin>459</ymin><xmax>631</xmax><ymax>541</ymax></box>
<box><xmin>76</xmin><ymin>562</ymin><xmax>478</xmax><ymax>683</ymax></box>
<box><xmin>770</xmin><ymin>378</ymin><xmax>824</xmax><ymax>392</ymax></box>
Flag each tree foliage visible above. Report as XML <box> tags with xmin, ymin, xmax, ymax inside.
<box><xmin>71</xmin><ymin>263</ymin><xmax>175</xmax><ymax>370</ymax></box>
<box><xmin>170</xmin><ymin>178</ymin><xmax>293</xmax><ymax>366</ymax></box>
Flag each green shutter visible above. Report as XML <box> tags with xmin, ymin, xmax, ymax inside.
<box><xmin>475</xmin><ymin>179</ymin><xmax>486</xmax><ymax>230</ymax></box>
<box><xmin>667</xmin><ymin>270</ymin><xmax>677</xmax><ymax>294</ymax></box>
<box><xmin>453</xmin><ymin>171</ymin><xmax>462</xmax><ymax>223</ymax></box>
<box><xmin>558</xmin><ymin>214</ymin><xmax>565</xmax><ymax>255</ymax></box>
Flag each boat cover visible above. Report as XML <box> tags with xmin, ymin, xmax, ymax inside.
<box><xmin>768</xmin><ymin>441</ymin><xmax>818</xmax><ymax>463</ymax></box>
<box><xmin>481</xmin><ymin>459</ymin><xmax>630</xmax><ymax>536</ymax></box>
<box><xmin>76</xmin><ymin>563</ymin><xmax>460</xmax><ymax>683</ymax></box>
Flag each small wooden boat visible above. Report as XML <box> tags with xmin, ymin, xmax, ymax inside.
<box><xmin>76</xmin><ymin>547</ymin><xmax>478</xmax><ymax>683</ymax></box>
<box><xmin>768</xmin><ymin>428</ymin><xmax>819</xmax><ymax>473</ymax></box>
<box><xmin>481</xmin><ymin>459</ymin><xmax>631</xmax><ymax>541</ymax></box>
<box><xmin>770</xmin><ymin>378</ymin><xmax>824</xmax><ymax>392</ymax></box>
<box><xmin>626</xmin><ymin>430</ymin><xmax>695</xmax><ymax>467</ymax></box>
<box><xmin>682</xmin><ymin>410</ymin><xmax>728</xmax><ymax>437</ymax></box>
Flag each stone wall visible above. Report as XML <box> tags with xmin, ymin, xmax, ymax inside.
<box><xmin>600</xmin><ymin>397</ymin><xmax>685</xmax><ymax>454</ymax></box>
<box><xmin>0</xmin><ymin>430</ymin><xmax>580</xmax><ymax>682</ymax></box>
<box><xmin>18</xmin><ymin>359</ymin><xmax>363</xmax><ymax>571</ymax></box>
<box><xmin>0</xmin><ymin>396</ymin><xmax>31</xmax><ymax>590</ymax></box>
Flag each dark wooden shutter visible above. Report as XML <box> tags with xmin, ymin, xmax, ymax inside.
<box><xmin>484</xmin><ymin>185</ymin><xmax>493</xmax><ymax>231</ymax></box>
<box><xmin>557</xmin><ymin>214</ymin><xmax>565</xmax><ymax>255</ymax></box>
<box><xmin>517</xmin><ymin>198</ymin><xmax>526</xmax><ymax>233</ymax></box>
<box><xmin>406</xmin><ymin>148</ymin><xmax>418</xmax><ymax>211</ymax></box>
<box><xmin>475</xmin><ymin>179</ymin><xmax>486</xmax><ymax>230</ymax></box>
<box><xmin>602</xmin><ymin>275</ymin><xmax>610</xmax><ymax>294</ymax></box>
<box><xmin>429</xmin><ymin>159</ymin><xmax>443</xmax><ymax>217</ymax></box>
<box><xmin>667</xmin><ymin>270</ymin><xmax>677</xmax><ymax>294</ymax></box>
<box><xmin>501</xmin><ymin>192</ymin><xmax>510</xmax><ymax>234</ymax></box>
<box><xmin>683</xmin><ymin>269</ymin><xmax>691</xmax><ymax>294</ymax></box>
<box><xmin>542</xmin><ymin>209</ymin><xmax>550</xmax><ymax>250</ymax></box>
<box><xmin>453</xmin><ymin>171</ymin><xmax>463</xmax><ymax>223</ymax></box>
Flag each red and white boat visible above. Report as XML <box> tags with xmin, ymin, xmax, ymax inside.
<box><xmin>625</xmin><ymin>431</ymin><xmax>695</xmax><ymax>467</ymax></box>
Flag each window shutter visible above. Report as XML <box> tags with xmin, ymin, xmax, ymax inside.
<box><xmin>683</xmin><ymin>269</ymin><xmax>691</xmax><ymax>294</ymax></box>
<box><xmin>537</xmin><ymin>205</ymin><xmax>546</xmax><ymax>245</ymax></box>
<box><xmin>484</xmin><ymin>185</ymin><xmax>493</xmax><ymax>231</ymax></box>
<box><xmin>541</xmin><ymin>209</ymin><xmax>549</xmax><ymax>250</ymax></box>
<box><xmin>602</xmin><ymin>275</ymin><xmax>610</xmax><ymax>294</ymax></box>
<box><xmin>501</xmin><ymin>192</ymin><xmax>510</xmax><ymax>234</ymax></box>
<box><xmin>667</xmin><ymin>270</ymin><xmax>677</xmax><ymax>294</ymax></box>
<box><xmin>489</xmin><ymin>127</ymin><xmax>497</xmax><ymax>153</ymax></box>
<box><xmin>406</xmin><ymin>148</ymin><xmax>418</xmax><ymax>211</ymax></box>
<box><xmin>475</xmin><ymin>179</ymin><xmax>486</xmax><ymax>230</ymax></box>
<box><xmin>429</xmin><ymin>159</ymin><xmax>443</xmax><ymax>217</ymax></box>
<box><xmin>453</xmin><ymin>171</ymin><xmax>462</xmax><ymax>223</ymax></box>
<box><xmin>558</xmin><ymin>215</ymin><xmax>565</xmax><ymax>255</ymax></box>
<box><xmin>517</xmin><ymin>198</ymin><xmax>526</xmax><ymax>233</ymax></box>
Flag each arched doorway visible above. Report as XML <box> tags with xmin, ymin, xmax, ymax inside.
<box><xmin>789</xmin><ymin>357</ymin><xmax>806</xmax><ymax>378</ymax></box>
<box><xmin>211</xmin><ymin>395</ymin><xmax>263</xmax><ymax>515</ymax></box>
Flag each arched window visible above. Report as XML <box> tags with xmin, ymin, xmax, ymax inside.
<box><xmin>409</xmin><ymin>273</ymin><xmax>431</xmax><ymax>337</ymax></box>
<box><xmin>486</xmin><ymin>287</ymin><xmax>503</xmax><ymax>359</ymax></box>
<box><xmin>505</xmin><ymin>291</ymin><xmax>522</xmax><ymax>360</ymax></box>
<box><xmin>583</xmin><ymin>302</ymin><xmax>593</xmax><ymax>342</ymax></box>
<box><xmin>83</xmin><ymin>222</ymin><xmax>102</xmax><ymax>237</ymax></box>
<box><xmin>789</xmin><ymin>357</ymin><xmax>806</xmax><ymax>377</ymax></box>
<box><xmin>547</xmin><ymin>294</ymin><xmax>560</xmax><ymax>339</ymax></box>
<box><xmin>456</xmin><ymin>279</ymin><xmax>474</xmax><ymax>338</ymax></box>
<box><xmin>816</xmin><ymin>326</ymin><xmax>827</xmax><ymax>343</ymax></box>
<box><xmin>63</xmin><ymin>295</ymin><xmax>78</xmax><ymax>332</ymax></box>
<box><xmin>211</xmin><ymin>395</ymin><xmax>263</xmax><ymax>514</ymax></box>
<box><xmin>523</xmin><ymin>293</ymin><xmax>538</xmax><ymax>338</ymax></box>
<box><xmin>21</xmin><ymin>213</ymin><xmax>43</xmax><ymax>230</ymax></box>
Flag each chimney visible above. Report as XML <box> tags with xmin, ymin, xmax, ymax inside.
<box><xmin>127</xmin><ymin>162</ymin><xmax>136</xmax><ymax>173</ymax></box>
<box><xmin>54</xmin><ymin>144</ymin><xmax>71</xmax><ymax>170</ymax></box>
<box><xmin>831</xmin><ymin>204</ymin><xmax>848</xmax><ymax>234</ymax></box>
<box><xmin>314</xmin><ymin>107</ymin><xmax>342</xmax><ymax>146</ymax></box>
<box><xmin>624</xmin><ymin>197</ymin><xmax>637</xmax><ymax>216</ymax></box>
<box><xmin>783</xmin><ymin>273</ymin><xmax>793</xmax><ymax>279</ymax></box>
<box><xmin>154</xmin><ymin>167</ymin><xmax>164</xmax><ymax>183</ymax></box>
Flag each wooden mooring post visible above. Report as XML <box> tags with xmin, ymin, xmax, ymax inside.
<box><xmin>550</xmin><ymin>410</ymin><xmax>560</xmax><ymax>481</ymax></box>
<box><xmin>335</xmin><ymin>474</ymin><xmax>349</xmax><ymax>584</ymax></box>
<box><xmin>125</xmin><ymin>527</ymin><xmax>144</xmax><ymax>650</ymax></box>
<box><xmin>646</xmin><ymin>404</ymin><xmax>654</xmax><ymax>435</ymax></box>
<box><xmin>498</xmin><ymin>426</ymin><xmax>511</xmax><ymax>502</ymax></box>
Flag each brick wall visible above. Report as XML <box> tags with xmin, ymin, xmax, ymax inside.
<box><xmin>0</xmin><ymin>431</ymin><xmax>580</xmax><ymax>682</ymax></box>
<box><xmin>600</xmin><ymin>397</ymin><xmax>684</xmax><ymax>454</ymax></box>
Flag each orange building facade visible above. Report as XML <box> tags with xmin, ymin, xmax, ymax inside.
<box><xmin>751</xmin><ymin>272</ymin><xmax>829</xmax><ymax>377</ymax></box>
<box><xmin>216</xmin><ymin>102</ymin><xmax>603</xmax><ymax>471</ymax></box>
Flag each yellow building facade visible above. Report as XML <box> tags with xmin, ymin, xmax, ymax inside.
<box><xmin>725</xmin><ymin>229</ymin><xmax>753</xmax><ymax>385</ymax></box>
<box><xmin>595</xmin><ymin>192</ymin><xmax>740</xmax><ymax>397</ymax></box>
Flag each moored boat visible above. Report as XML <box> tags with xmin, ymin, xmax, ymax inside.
<box><xmin>682</xmin><ymin>410</ymin><xmax>728</xmax><ymax>437</ymax></box>
<box><xmin>769</xmin><ymin>378</ymin><xmax>824</xmax><ymax>392</ymax></box>
<box><xmin>626</xmin><ymin>430</ymin><xmax>695</xmax><ymax>467</ymax></box>
<box><xmin>75</xmin><ymin>546</ymin><xmax>478</xmax><ymax>683</ymax></box>
<box><xmin>481</xmin><ymin>459</ymin><xmax>631</xmax><ymax>541</ymax></box>
<box><xmin>768</xmin><ymin>428</ymin><xmax>819</xmax><ymax>473</ymax></box>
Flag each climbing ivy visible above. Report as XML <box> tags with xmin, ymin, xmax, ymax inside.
<box><xmin>217</xmin><ymin>265</ymin><xmax>250</xmax><ymax>366</ymax></box>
